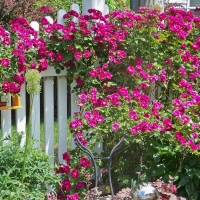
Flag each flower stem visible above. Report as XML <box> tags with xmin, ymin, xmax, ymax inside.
<box><xmin>21</xmin><ymin>94</ymin><xmax>33</xmax><ymax>184</ymax></box>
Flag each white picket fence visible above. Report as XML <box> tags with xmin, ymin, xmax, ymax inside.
<box><xmin>0</xmin><ymin>0</ymin><xmax>109</xmax><ymax>165</ymax></box>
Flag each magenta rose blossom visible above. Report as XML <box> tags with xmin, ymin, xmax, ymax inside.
<box><xmin>1</xmin><ymin>58</ymin><xmax>10</xmax><ymax>67</ymax></box>
<box><xmin>38</xmin><ymin>59</ymin><xmax>49</xmax><ymax>71</ymax></box>
<box><xmin>74</xmin><ymin>51</ymin><xmax>82</xmax><ymax>60</ymax></box>
<box><xmin>89</xmin><ymin>69</ymin><xmax>97</xmax><ymax>77</ymax></box>
<box><xmin>56</xmin><ymin>164</ymin><xmax>70</xmax><ymax>174</ymax></box>
<box><xmin>13</xmin><ymin>74</ymin><xmax>25</xmax><ymax>85</ymax></box>
<box><xmin>66</xmin><ymin>193</ymin><xmax>79</xmax><ymax>200</ymax></box>
<box><xmin>80</xmin><ymin>157</ymin><xmax>92</xmax><ymax>167</ymax></box>
<box><xmin>2</xmin><ymin>81</ymin><xmax>10</xmax><ymax>93</ymax></box>
<box><xmin>192</xmin><ymin>132</ymin><xmax>198</xmax><ymax>139</ymax></box>
<box><xmin>80</xmin><ymin>157</ymin><xmax>87</xmax><ymax>166</ymax></box>
<box><xmin>63</xmin><ymin>152</ymin><xmax>70</xmax><ymax>161</ymax></box>
<box><xmin>60</xmin><ymin>179</ymin><xmax>72</xmax><ymax>191</ymax></box>
<box><xmin>76</xmin><ymin>181</ymin><xmax>85</xmax><ymax>190</ymax></box>
<box><xmin>71</xmin><ymin>169</ymin><xmax>79</xmax><ymax>178</ymax></box>
<box><xmin>40</xmin><ymin>6</ymin><xmax>51</xmax><ymax>13</ymax></box>
<box><xmin>100</xmin><ymin>168</ymin><xmax>106</xmax><ymax>174</ymax></box>
<box><xmin>126</xmin><ymin>65</ymin><xmax>135</xmax><ymax>76</ymax></box>
<box><xmin>76</xmin><ymin>77</ymin><xmax>85</xmax><ymax>86</ymax></box>
<box><xmin>83</xmin><ymin>50</ymin><xmax>91</xmax><ymax>58</ymax></box>
<box><xmin>112</xmin><ymin>122</ymin><xmax>120</xmax><ymax>132</ymax></box>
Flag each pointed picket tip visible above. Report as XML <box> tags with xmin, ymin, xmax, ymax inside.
<box><xmin>57</xmin><ymin>9</ymin><xmax>67</xmax><ymax>25</ymax></box>
<box><xmin>71</xmin><ymin>3</ymin><xmax>80</xmax><ymax>23</ymax></box>
<box><xmin>70</xmin><ymin>3</ymin><xmax>80</xmax><ymax>13</ymax></box>
<box><xmin>82</xmin><ymin>0</ymin><xmax>106</xmax><ymax>15</ymax></box>
<box><xmin>30</xmin><ymin>21</ymin><xmax>39</xmax><ymax>32</ymax></box>
<box><xmin>103</xmin><ymin>4</ymin><xmax>109</xmax><ymax>16</ymax></box>
<box><xmin>45</xmin><ymin>16</ymin><xmax>54</xmax><ymax>24</ymax></box>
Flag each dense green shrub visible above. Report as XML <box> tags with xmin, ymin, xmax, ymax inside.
<box><xmin>0</xmin><ymin>135</ymin><xmax>60</xmax><ymax>199</ymax></box>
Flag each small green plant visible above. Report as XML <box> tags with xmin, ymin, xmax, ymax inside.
<box><xmin>0</xmin><ymin>134</ymin><xmax>61</xmax><ymax>199</ymax></box>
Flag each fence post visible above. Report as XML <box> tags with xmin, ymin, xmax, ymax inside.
<box><xmin>57</xmin><ymin>76</ymin><xmax>68</xmax><ymax>164</ymax></box>
<box><xmin>130</xmin><ymin>0</ymin><xmax>140</xmax><ymax>12</ymax></box>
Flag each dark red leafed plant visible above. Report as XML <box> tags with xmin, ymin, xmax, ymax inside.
<box><xmin>151</xmin><ymin>180</ymin><xmax>186</xmax><ymax>200</ymax></box>
<box><xmin>0</xmin><ymin>0</ymin><xmax>56</xmax><ymax>27</ymax></box>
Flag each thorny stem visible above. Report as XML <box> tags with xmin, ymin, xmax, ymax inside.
<box><xmin>177</xmin><ymin>149</ymin><xmax>188</xmax><ymax>174</ymax></box>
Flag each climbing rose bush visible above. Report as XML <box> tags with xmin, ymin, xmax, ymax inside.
<box><xmin>28</xmin><ymin>9</ymin><xmax>200</xmax><ymax>198</ymax></box>
<box><xmin>40</xmin><ymin>7</ymin><xmax>200</xmax><ymax>152</ymax></box>
<box><xmin>0</xmin><ymin>8</ymin><xmax>52</xmax><ymax>99</ymax></box>
<box><xmin>1</xmin><ymin>4</ymin><xmax>200</xmax><ymax>199</ymax></box>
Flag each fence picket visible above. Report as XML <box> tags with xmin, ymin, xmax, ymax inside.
<box><xmin>57</xmin><ymin>76</ymin><xmax>68</xmax><ymax>164</ymax></box>
<box><xmin>44</xmin><ymin>77</ymin><xmax>54</xmax><ymax>164</ymax></box>
<box><xmin>70</xmin><ymin>4</ymin><xmax>80</xmax><ymax>23</ymax></box>
<box><xmin>30</xmin><ymin>21</ymin><xmax>39</xmax><ymax>32</ymax></box>
<box><xmin>103</xmin><ymin>4</ymin><xmax>109</xmax><ymax>15</ymax></box>
<box><xmin>70</xmin><ymin>81</ymin><xmax>80</xmax><ymax>150</ymax></box>
<box><xmin>82</xmin><ymin>0</ymin><xmax>105</xmax><ymax>14</ymax></box>
<box><xmin>16</xmin><ymin>84</ymin><xmax>26</xmax><ymax>146</ymax></box>
<box><xmin>31</xmin><ymin>94</ymin><xmax>41</xmax><ymax>148</ymax></box>
<box><xmin>57</xmin><ymin>9</ymin><xmax>67</xmax><ymax>26</ymax></box>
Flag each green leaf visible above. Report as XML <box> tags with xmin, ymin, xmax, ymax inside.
<box><xmin>175</xmin><ymin>125</ymin><xmax>182</xmax><ymax>131</ymax></box>
<box><xmin>55</xmin><ymin>68</ymin><xmax>61</xmax><ymax>74</ymax></box>
<box><xmin>192</xmin><ymin>176</ymin><xmax>199</xmax><ymax>187</ymax></box>
<box><xmin>152</xmin><ymin>165</ymin><xmax>165</xmax><ymax>176</ymax></box>
<box><xmin>143</xmin><ymin>148</ymin><xmax>157</xmax><ymax>155</ymax></box>
<box><xmin>185</xmin><ymin>181</ymin><xmax>194</xmax><ymax>197</ymax></box>
<box><xmin>60</xmin><ymin>65</ymin><xmax>64</xmax><ymax>70</ymax></box>
<box><xmin>194</xmin><ymin>168</ymin><xmax>200</xmax><ymax>177</ymax></box>
<box><xmin>177</xmin><ymin>176</ymin><xmax>190</xmax><ymax>188</ymax></box>
<box><xmin>140</xmin><ymin>38</ymin><xmax>146</xmax><ymax>42</ymax></box>
<box><xmin>4</xmin><ymin>190</ymin><xmax>11</xmax><ymax>196</ymax></box>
